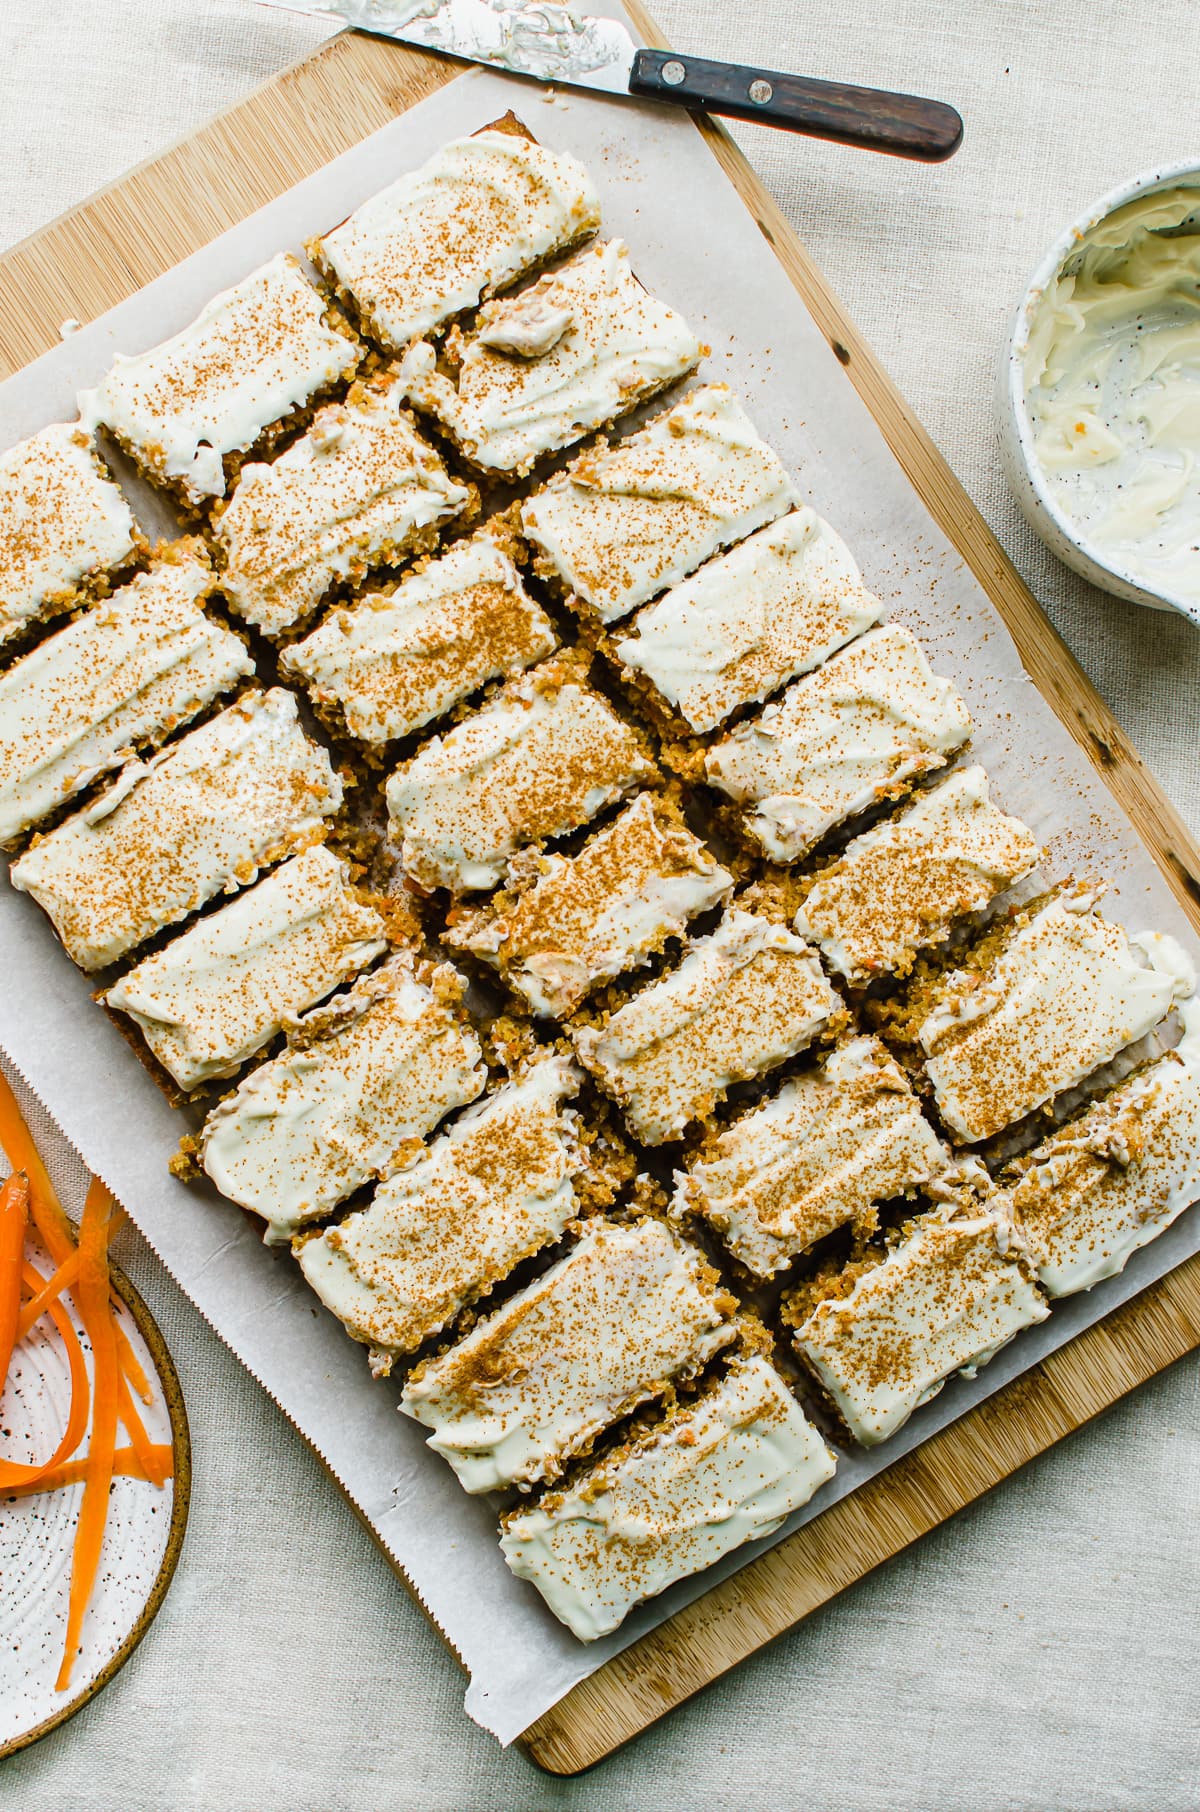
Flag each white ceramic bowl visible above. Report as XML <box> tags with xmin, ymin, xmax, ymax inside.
<box><xmin>997</xmin><ymin>159</ymin><xmax>1200</xmax><ymax>626</ymax></box>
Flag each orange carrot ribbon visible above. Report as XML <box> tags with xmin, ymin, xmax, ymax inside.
<box><xmin>55</xmin><ymin>1177</ymin><xmax>120</xmax><ymax>1692</ymax></box>
<box><xmin>1</xmin><ymin>1443</ymin><xmax>172</xmax><ymax>1500</ymax></box>
<box><xmin>0</xmin><ymin>1170</ymin><xmax>29</xmax><ymax>1390</ymax></box>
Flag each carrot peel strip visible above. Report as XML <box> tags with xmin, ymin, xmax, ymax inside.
<box><xmin>0</xmin><ymin>1262</ymin><xmax>91</xmax><ymax>1489</ymax></box>
<box><xmin>116</xmin><ymin>1368</ymin><xmax>171</xmax><ymax>1488</ymax></box>
<box><xmin>55</xmin><ymin>1178</ymin><xmax>120</xmax><ymax>1693</ymax></box>
<box><xmin>16</xmin><ymin>1245</ymin><xmax>81</xmax><ymax>1343</ymax></box>
<box><xmin>0</xmin><ymin>1072</ymin><xmax>75</xmax><ymax>1267</ymax></box>
<box><xmin>1</xmin><ymin>1443</ymin><xmax>172</xmax><ymax>1500</ymax></box>
<box><xmin>0</xmin><ymin>1170</ymin><xmax>29</xmax><ymax>1391</ymax></box>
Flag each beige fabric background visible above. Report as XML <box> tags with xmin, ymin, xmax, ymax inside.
<box><xmin>2</xmin><ymin>1</ymin><xmax>1198</xmax><ymax>1806</ymax></box>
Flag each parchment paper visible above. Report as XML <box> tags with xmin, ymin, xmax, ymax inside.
<box><xmin>0</xmin><ymin>51</ymin><xmax>1197</xmax><ymax>1746</ymax></box>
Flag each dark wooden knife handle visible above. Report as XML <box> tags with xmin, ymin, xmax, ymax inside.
<box><xmin>628</xmin><ymin>48</ymin><xmax>963</xmax><ymax>162</ymax></box>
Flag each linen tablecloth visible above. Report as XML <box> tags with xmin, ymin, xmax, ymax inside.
<box><xmin>2</xmin><ymin>2</ymin><xmax>1197</xmax><ymax>1805</ymax></box>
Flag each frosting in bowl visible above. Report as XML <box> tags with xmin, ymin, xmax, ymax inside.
<box><xmin>1023</xmin><ymin>183</ymin><xmax>1200</xmax><ymax>607</ymax></box>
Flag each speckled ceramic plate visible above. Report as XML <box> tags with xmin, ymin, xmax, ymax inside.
<box><xmin>0</xmin><ymin>1242</ymin><xmax>190</xmax><ymax>1758</ymax></box>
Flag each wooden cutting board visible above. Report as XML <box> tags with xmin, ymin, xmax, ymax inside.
<box><xmin>3</xmin><ymin>7</ymin><xmax>1199</xmax><ymax>1775</ymax></box>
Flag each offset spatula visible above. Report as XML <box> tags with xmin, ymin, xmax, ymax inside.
<box><xmin>258</xmin><ymin>0</ymin><xmax>963</xmax><ymax>162</ymax></box>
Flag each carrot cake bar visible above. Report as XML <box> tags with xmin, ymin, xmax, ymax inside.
<box><xmin>445</xmin><ymin>793</ymin><xmax>733</xmax><ymax>1019</ymax></box>
<box><xmin>1000</xmin><ymin>999</ymin><xmax>1200</xmax><ymax>1297</ymax></box>
<box><xmin>792</xmin><ymin>1190</ymin><xmax>1048</xmax><ymax>1445</ymax></box>
<box><xmin>105</xmin><ymin>844</ymin><xmax>388</xmax><ymax>1090</ymax></box>
<box><xmin>501</xmin><ymin>1353</ymin><xmax>837</xmax><ymax>1640</ymax></box>
<box><xmin>201</xmin><ymin>954</ymin><xmax>485</xmax><ymax>1243</ymax></box>
<box><xmin>919</xmin><ymin>889</ymin><xmax>1193</xmax><ymax>1143</ymax></box>
<box><xmin>520</xmin><ymin>384</ymin><xmax>799</xmax><ymax>626</ymax></box>
<box><xmin>398</xmin><ymin>239</ymin><xmax>704</xmax><ymax>478</ymax></box>
<box><xmin>385</xmin><ymin>660</ymin><xmax>654</xmax><ymax>894</ymax></box>
<box><xmin>400</xmin><ymin>1216</ymin><xmax>738</xmax><ymax>1492</ymax></box>
<box><xmin>704</xmin><ymin>623</ymin><xmax>971</xmax><ymax>861</ymax></box>
<box><xmin>308</xmin><ymin>127</ymin><xmax>601</xmax><ymax>353</ymax></box>
<box><xmin>793</xmin><ymin>766</ymin><xmax>1038</xmax><ymax>982</ymax></box>
<box><xmin>0</xmin><ymin>422</ymin><xmax>143</xmax><ymax>656</ymax></box>
<box><xmin>85</xmin><ymin>252</ymin><xmax>361</xmax><ymax>511</ymax></box>
<box><xmin>0</xmin><ymin>543</ymin><xmax>252</xmax><ymax>847</ymax></box>
<box><xmin>282</xmin><ymin>527</ymin><xmax>556</xmax><ymax>747</ymax></box>
<box><xmin>573</xmin><ymin>910</ymin><xmax>841</xmax><ymax>1145</ymax></box>
<box><xmin>676</xmin><ymin>1035</ymin><xmax>949</xmax><ymax>1278</ymax></box>
<box><xmin>296</xmin><ymin>1054</ymin><xmax>585</xmax><ymax>1365</ymax></box>
<box><xmin>213</xmin><ymin>374</ymin><xmax>473</xmax><ymax>637</ymax></box>
<box><xmin>9</xmin><ymin>688</ymin><xmax>341</xmax><ymax>971</ymax></box>
<box><xmin>613</xmin><ymin>507</ymin><xmax>884</xmax><ymax>734</ymax></box>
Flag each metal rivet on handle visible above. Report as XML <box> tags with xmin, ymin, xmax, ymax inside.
<box><xmin>661</xmin><ymin>59</ymin><xmax>686</xmax><ymax>85</ymax></box>
<box><xmin>749</xmin><ymin>78</ymin><xmax>774</xmax><ymax>105</ymax></box>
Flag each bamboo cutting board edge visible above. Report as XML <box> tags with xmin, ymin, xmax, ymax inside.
<box><xmin>0</xmin><ymin>15</ymin><xmax>1198</xmax><ymax>1776</ymax></box>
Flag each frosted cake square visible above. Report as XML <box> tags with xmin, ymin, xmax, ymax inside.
<box><xmin>614</xmin><ymin>507</ymin><xmax>883</xmax><ymax>734</ymax></box>
<box><xmin>283</xmin><ymin>523</ymin><xmax>556</xmax><ymax>747</ymax></box>
<box><xmin>676</xmin><ymin>1035</ymin><xmax>949</xmax><ymax>1278</ymax></box>
<box><xmin>444</xmin><ymin>792</ymin><xmax>733</xmax><ymax>1020</ymax></box>
<box><xmin>296</xmin><ymin>1054</ymin><xmax>595</xmax><ymax>1365</ymax></box>
<box><xmin>0</xmin><ymin>422</ymin><xmax>144</xmax><ymax>657</ymax></box>
<box><xmin>501</xmin><ymin>1354</ymin><xmax>836</xmax><ymax>1640</ymax></box>
<box><xmin>573</xmin><ymin>910</ymin><xmax>842</xmax><ymax>1145</ymax></box>
<box><xmin>10</xmin><ymin>688</ymin><xmax>341</xmax><ymax>971</ymax></box>
<box><xmin>86</xmin><ymin>252</ymin><xmax>362</xmax><ymax>511</ymax></box>
<box><xmin>521</xmin><ymin>384</ymin><xmax>798</xmax><ymax>626</ymax></box>
<box><xmin>704</xmin><ymin>622</ymin><xmax>970</xmax><ymax>862</ymax></box>
<box><xmin>0</xmin><ymin>542</ymin><xmax>252</xmax><ymax>847</ymax></box>
<box><xmin>309</xmin><ymin>124</ymin><xmax>600</xmax><ymax>353</ymax></box>
<box><xmin>398</xmin><ymin>238</ymin><xmax>703</xmax><ymax>478</ymax></box>
<box><xmin>214</xmin><ymin>373</ymin><xmax>474</xmax><ymax>637</ymax></box>
<box><xmin>385</xmin><ymin>659</ymin><xmax>655</xmax><ymax>894</ymax></box>
<box><xmin>793</xmin><ymin>765</ymin><xmax>1037</xmax><ymax>982</ymax></box>
<box><xmin>1001</xmin><ymin>1003</ymin><xmax>1200</xmax><ymax>1297</ymax></box>
<box><xmin>200</xmin><ymin>953</ymin><xmax>486</xmax><ymax>1243</ymax></box>
<box><xmin>105</xmin><ymin>844</ymin><xmax>388</xmax><ymax>1091</ymax></box>
<box><xmin>400</xmin><ymin>1216</ymin><xmax>738</xmax><ymax>1492</ymax></box>
<box><xmin>792</xmin><ymin>1190</ymin><xmax>1048</xmax><ymax>1446</ymax></box>
<box><xmin>918</xmin><ymin>889</ymin><xmax>1192</xmax><ymax>1142</ymax></box>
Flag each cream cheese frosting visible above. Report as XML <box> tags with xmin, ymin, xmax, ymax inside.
<box><xmin>283</xmin><ymin>530</ymin><xmax>556</xmax><ymax>745</ymax></box>
<box><xmin>85</xmin><ymin>252</ymin><xmax>360</xmax><ymax>505</ymax></box>
<box><xmin>400</xmin><ymin>1216</ymin><xmax>737</xmax><ymax>1494</ymax></box>
<box><xmin>794</xmin><ymin>765</ymin><xmax>1039</xmax><ymax>982</ymax></box>
<box><xmin>1024</xmin><ymin>184</ymin><xmax>1200</xmax><ymax>607</ymax></box>
<box><xmin>0</xmin><ymin>544</ymin><xmax>252</xmax><ymax>847</ymax></box>
<box><xmin>920</xmin><ymin>890</ymin><xmax>1194</xmax><ymax>1142</ymax></box>
<box><xmin>106</xmin><ymin>844</ymin><xmax>388</xmax><ymax>1090</ymax></box>
<box><xmin>446</xmin><ymin>793</ymin><xmax>733</xmax><ymax>1019</ymax></box>
<box><xmin>794</xmin><ymin>1193</ymin><xmax>1049</xmax><ymax>1445</ymax></box>
<box><xmin>296</xmin><ymin>1054</ymin><xmax>582</xmax><ymax>1361</ymax></box>
<box><xmin>573</xmin><ymin>910</ymin><xmax>841</xmax><ymax>1145</ymax></box>
<box><xmin>500</xmin><ymin>1354</ymin><xmax>836</xmax><ymax>1640</ymax></box>
<box><xmin>0</xmin><ymin>423</ymin><xmax>139</xmax><ymax>652</ymax></box>
<box><xmin>311</xmin><ymin>128</ymin><xmax>601</xmax><ymax>352</ymax></box>
<box><xmin>385</xmin><ymin>662</ymin><xmax>653</xmax><ymax>893</ymax></box>
<box><xmin>677</xmin><ymin>1036</ymin><xmax>949</xmax><ymax>1278</ymax></box>
<box><xmin>614</xmin><ymin>508</ymin><xmax>884</xmax><ymax>733</ymax></box>
<box><xmin>1002</xmin><ymin>995</ymin><xmax>1200</xmax><ymax>1296</ymax></box>
<box><xmin>215</xmin><ymin>377</ymin><xmax>472</xmax><ymax>635</ymax></box>
<box><xmin>520</xmin><ymin>383</ymin><xmax>799</xmax><ymax>625</ymax></box>
<box><xmin>10</xmin><ymin>688</ymin><xmax>341</xmax><ymax>971</ymax></box>
<box><xmin>202</xmin><ymin>954</ymin><xmax>485</xmax><ymax>1243</ymax></box>
<box><xmin>705</xmin><ymin>623</ymin><xmax>971</xmax><ymax>861</ymax></box>
<box><xmin>398</xmin><ymin>238</ymin><xmax>704</xmax><ymax>476</ymax></box>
